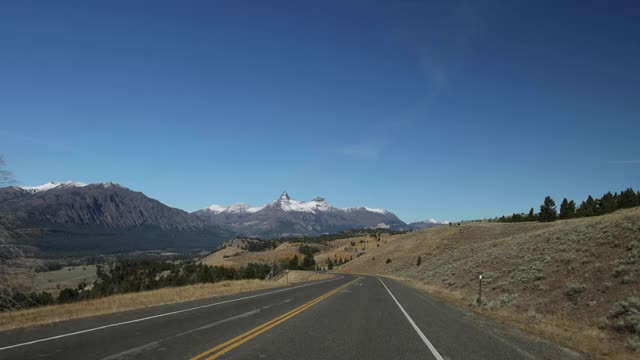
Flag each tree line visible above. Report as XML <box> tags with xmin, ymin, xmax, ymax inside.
<box><xmin>277</xmin><ymin>228</ymin><xmax>406</xmax><ymax>244</ymax></box>
<box><xmin>0</xmin><ymin>259</ymin><xmax>271</xmax><ymax>312</ymax></box>
<box><xmin>495</xmin><ymin>187</ymin><xmax>639</xmax><ymax>223</ymax></box>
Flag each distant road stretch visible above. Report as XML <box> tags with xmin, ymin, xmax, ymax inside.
<box><xmin>0</xmin><ymin>274</ymin><xmax>580</xmax><ymax>359</ymax></box>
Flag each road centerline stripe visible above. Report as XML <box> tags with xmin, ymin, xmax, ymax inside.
<box><xmin>0</xmin><ymin>275</ymin><xmax>343</xmax><ymax>352</ymax></box>
<box><xmin>191</xmin><ymin>278</ymin><xmax>358</xmax><ymax>360</ymax></box>
<box><xmin>377</xmin><ymin>277</ymin><xmax>444</xmax><ymax>360</ymax></box>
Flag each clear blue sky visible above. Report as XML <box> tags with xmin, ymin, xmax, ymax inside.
<box><xmin>1</xmin><ymin>1</ymin><xmax>639</xmax><ymax>223</ymax></box>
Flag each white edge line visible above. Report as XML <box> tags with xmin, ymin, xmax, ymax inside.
<box><xmin>0</xmin><ymin>275</ymin><xmax>344</xmax><ymax>352</ymax></box>
<box><xmin>377</xmin><ymin>277</ymin><xmax>444</xmax><ymax>360</ymax></box>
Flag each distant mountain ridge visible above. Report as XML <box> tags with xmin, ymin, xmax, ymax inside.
<box><xmin>0</xmin><ymin>182</ymin><xmax>229</xmax><ymax>255</ymax></box>
<box><xmin>0</xmin><ymin>182</ymin><xmax>432</xmax><ymax>254</ymax></box>
<box><xmin>408</xmin><ymin>218</ymin><xmax>449</xmax><ymax>230</ymax></box>
<box><xmin>193</xmin><ymin>191</ymin><xmax>406</xmax><ymax>238</ymax></box>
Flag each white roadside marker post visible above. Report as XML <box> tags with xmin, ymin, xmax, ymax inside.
<box><xmin>477</xmin><ymin>274</ymin><xmax>483</xmax><ymax>305</ymax></box>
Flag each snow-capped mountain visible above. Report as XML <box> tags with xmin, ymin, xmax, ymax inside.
<box><xmin>408</xmin><ymin>218</ymin><xmax>449</xmax><ymax>230</ymax></box>
<box><xmin>19</xmin><ymin>181</ymin><xmax>88</xmax><ymax>193</ymax></box>
<box><xmin>193</xmin><ymin>191</ymin><xmax>406</xmax><ymax>238</ymax></box>
<box><xmin>0</xmin><ymin>182</ymin><xmax>229</xmax><ymax>254</ymax></box>
<box><xmin>206</xmin><ymin>191</ymin><xmax>389</xmax><ymax>215</ymax></box>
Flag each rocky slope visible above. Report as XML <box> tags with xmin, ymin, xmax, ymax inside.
<box><xmin>0</xmin><ymin>182</ymin><xmax>229</xmax><ymax>254</ymax></box>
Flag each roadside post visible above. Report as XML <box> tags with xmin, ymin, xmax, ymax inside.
<box><xmin>477</xmin><ymin>274</ymin><xmax>483</xmax><ymax>305</ymax></box>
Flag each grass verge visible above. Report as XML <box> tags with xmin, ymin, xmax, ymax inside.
<box><xmin>0</xmin><ymin>270</ymin><xmax>331</xmax><ymax>332</ymax></box>
<box><xmin>387</xmin><ymin>275</ymin><xmax>636</xmax><ymax>360</ymax></box>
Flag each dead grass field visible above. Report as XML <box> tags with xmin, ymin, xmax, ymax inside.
<box><xmin>347</xmin><ymin>208</ymin><xmax>640</xmax><ymax>359</ymax></box>
<box><xmin>201</xmin><ymin>242</ymin><xmax>302</xmax><ymax>268</ymax></box>
<box><xmin>0</xmin><ymin>270</ymin><xmax>331</xmax><ymax>331</ymax></box>
<box><xmin>202</xmin><ymin>235</ymin><xmax>385</xmax><ymax>270</ymax></box>
<box><xmin>33</xmin><ymin>265</ymin><xmax>98</xmax><ymax>294</ymax></box>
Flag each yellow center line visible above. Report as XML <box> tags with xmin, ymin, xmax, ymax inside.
<box><xmin>191</xmin><ymin>278</ymin><xmax>358</xmax><ymax>360</ymax></box>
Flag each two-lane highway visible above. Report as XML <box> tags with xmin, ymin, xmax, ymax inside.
<box><xmin>0</xmin><ymin>275</ymin><xmax>582</xmax><ymax>359</ymax></box>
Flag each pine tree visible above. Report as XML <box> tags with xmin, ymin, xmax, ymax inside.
<box><xmin>577</xmin><ymin>195</ymin><xmax>595</xmax><ymax>217</ymax></box>
<box><xmin>416</xmin><ymin>256</ymin><xmax>422</xmax><ymax>266</ymax></box>
<box><xmin>539</xmin><ymin>196</ymin><xmax>557</xmax><ymax>222</ymax></box>
<box><xmin>527</xmin><ymin>208</ymin><xmax>536</xmax><ymax>221</ymax></box>
<box><xmin>301</xmin><ymin>253</ymin><xmax>316</xmax><ymax>270</ymax></box>
<box><xmin>598</xmin><ymin>192</ymin><xmax>616</xmax><ymax>214</ymax></box>
<box><xmin>618</xmin><ymin>188</ymin><xmax>639</xmax><ymax>209</ymax></box>
<box><xmin>559</xmin><ymin>198</ymin><xmax>576</xmax><ymax>219</ymax></box>
<box><xmin>288</xmin><ymin>255</ymin><xmax>300</xmax><ymax>270</ymax></box>
<box><xmin>567</xmin><ymin>200</ymin><xmax>576</xmax><ymax>218</ymax></box>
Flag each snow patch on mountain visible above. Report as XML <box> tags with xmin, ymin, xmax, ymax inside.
<box><xmin>203</xmin><ymin>192</ymin><xmax>392</xmax><ymax>215</ymax></box>
<box><xmin>207</xmin><ymin>203</ymin><xmax>265</xmax><ymax>214</ymax></box>
<box><xmin>19</xmin><ymin>181</ymin><xmax>88</xmax><ymax>193</ymax></box>
<box><xmin>274</xmin><ymin>193</ymin><xmax>333</xmax><ymax>213</ymax></box>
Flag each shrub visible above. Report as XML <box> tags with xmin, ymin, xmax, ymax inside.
<box><xmin>604</xmin><ymin>297</ymin><xmax>640</xmax><ymax>334</ymax></box>
<box><xmin>627</xmin><ymin>335</ymin><xmax>640</xmax><ymax>352</ymax></box>
<box><xmin>57</xmin><ymin>288</ymin><xmax>80</xmax><ymax>303</ymax></box>
<box><xmin>613</xmin><ymin>264</ymin><xmax>631</xmax><ymax>277</ymax></box>
<box><xmin>416</xmin><ymin>256</ymin><xmax>422</xmax><ymax>266</ymax></box>
<box><xmin>385</xmin><ymin>258</ymin><xmax>392</xmax><ymax>264</ymax></box>
<box><xmin>564</xmin><ymin>283</ymin><xmax>586</xmax><ymax>303</ymax></box>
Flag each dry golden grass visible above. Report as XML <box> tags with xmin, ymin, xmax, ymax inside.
<box><xmin>0</xmin><ymin>270</ymin><xmax>331</xmax><ymax>332</ymax></box>
<box><xmin>200</xmin><ymin>245</ymin><xmax>247</xmax><ymax>267</ymax></box>
<box><xmin>348</xmin><ymin>208</ymin><xmax>640</xmax><ymax>359</ymax></box>
<box><xmin>202</xmin><ymin>242</ymin><xmax>302</xmax><ymax>268</ymax></box>
<box><xmin>386</xmin><ymin>275</ymin><xmax>637</xmax><ymax>360</ymax></box>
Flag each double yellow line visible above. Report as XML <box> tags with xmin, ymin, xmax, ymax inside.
<box><xmin>191</xmin><ymin>278</ymin><xmax>357</xmax><ymax>360</ymax></box>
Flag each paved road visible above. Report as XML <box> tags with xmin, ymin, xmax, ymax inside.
<box><xmin>0</xmin><ymin>274</ymin><xmax>582</xmax><ymax>360</ymax></box>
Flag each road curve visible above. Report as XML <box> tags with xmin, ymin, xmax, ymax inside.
<box><xmin>0</xmin><ymin>274</ymin><xmax>582</xmax><ymax>359</ymax></box>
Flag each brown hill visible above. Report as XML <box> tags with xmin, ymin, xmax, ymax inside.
<box><xmin>347</xmin><ymin>207</ymin><xmax>640</xmax><ymax>359</ymax></box>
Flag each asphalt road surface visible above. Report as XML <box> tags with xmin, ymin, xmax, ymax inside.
<box><xmin>0</xmin><ymin>274</ymin><xmax>583</xmax><ymax>360</ymax></box>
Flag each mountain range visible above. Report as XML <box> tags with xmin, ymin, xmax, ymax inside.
<box><xmin>0</xmin><ymin>182</ymin><xmax>228</xmax><ymax>255</ymax></box>
<box><xmin>193</xmin><ymin>191</ymin><xmax>406</xmax><ymax>238</ymax></box>
<box><xmin>0</xmin><ymin>182</ymin><xmax>444</xmax><ymax>255</ymax></box>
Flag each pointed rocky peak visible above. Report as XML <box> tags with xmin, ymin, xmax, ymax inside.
<box><xmin>279</xmin><ymin>191</ymin><xmax>291</xmax><ymax>202</ymax></box>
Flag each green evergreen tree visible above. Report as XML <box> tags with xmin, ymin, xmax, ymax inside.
<box><xmin>288</xmin><ymin>255</ymin><xmax>300</xmax><ymax>270</ymax></box>
<box><xmin>577</xmin><ymin>195</ymin><xmax>596</xmax><ymax>217</ymax></box>
<box><xmin>598</xmin><ymin>192</ymin><xmax>616</xmax><ymax>214</ymax></box>
<box><xmin>567</xmin><ymin>200</ymin><xmax>576</xmax><ymax>218</ymax></box>
<box><xmin>559</xmin><ymin>198</ymin><xmax>576</xmax><ymax>219</ymax></box>
<box><xmin>527</xmin><ymin>208</ymin><xmax>536</xmax><ymax>221</ymax></box>
<box><xmin>539</xmin><ymin>196</ymin><xmax>557</xmax><ymax>222</ymax></box>
<box><xmin>301</xmin><ymin>253</ymin><xmax>316</xmax><ymax>270</ymax></box>
<box><xmin>618</xmin><ymin>188</ymin><xmax>639</xmax><ymax>209</ymax></box>
<box><xmin>416</xmin><ymin>256</ymin><xmax>422</xmax><ymax>266</ymax></box>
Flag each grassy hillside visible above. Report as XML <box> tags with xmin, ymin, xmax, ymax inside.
<box><xmin>348</xmin><ymin>207</ymin><xmax>640</xmax><ymax>359</ymax></box>
<box><xmin>201</xmin><ymin>235</ymin><xmax>383</xmax><ymax>269</ymax></box>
